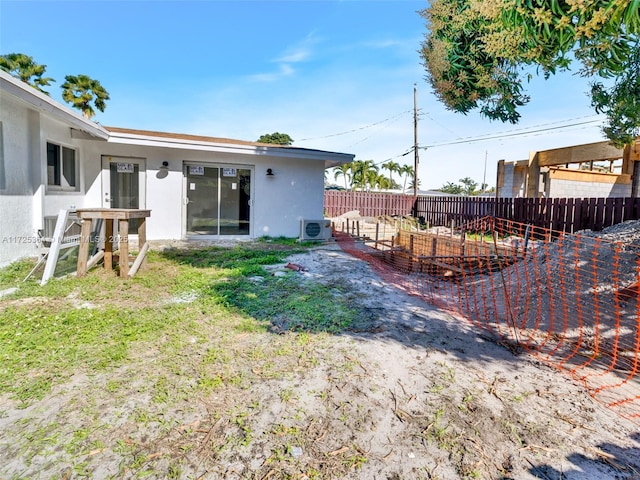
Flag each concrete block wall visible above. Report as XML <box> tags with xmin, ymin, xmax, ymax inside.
<box><xmin>548</xmin><ymin>179</ymin><xmax>631</xmax><ymax>198</ymax></box>
<box><xmin>498</xmin><ymin>163</ymin><xmax>515</xmax><ymax>198</ymax></box>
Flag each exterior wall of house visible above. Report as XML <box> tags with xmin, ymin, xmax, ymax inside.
<box><xmin>39</xmin><ymin>116</ymin><xmax>94</xmax><ymax>216</ymax></box>
<box><xmin>547</xmin><ymin>169</ymin><xmax>632</xmax><ymax>198</ymax></box>
<box><xmin>78</xmin><ymin>139</ymin><xmax>325</xmax><ymax>241</ymax></box>
<box><xmin>0</xmin><ymin>95</ymin><xmax>39</xmax><ymax>266</ymax></box>
<box><xmin>0</xmin><ymin>72</ymin><xmax>348</xmax><ymax>268</ymax></box>
<box><xmin>253</xmin><ymin>158</ymin><xmax>324</xmax><ymax>238</ymax></box>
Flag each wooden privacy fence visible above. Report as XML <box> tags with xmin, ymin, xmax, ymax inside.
<box><xmin>324</xmin><ymin>190</ymin><xmax>416</xmax><ymax>218</ymax></box>
<box><xmin>323</xmin><ymin>191</ymin><xmax>640</xmax><ymax>233</ymax></box>
<box><xmin>414</xmin><ymin>196</ymin><xmax>640</xmax><ymax>233</ymax></box>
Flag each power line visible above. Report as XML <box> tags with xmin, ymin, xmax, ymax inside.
<box><xmin>298</xmin><ymin>110</ymin><xmax>412</xmax><ymax>141</ymax></box>
<box><xmin>341</xmin><ymin>112</ymin><xmax>409</xmax><ymax>150</ymax></box>
<box><xmin>421</xmin><ymin>118</ymin><xmax>602</xmax><ymax>149</ymax></box>
<box><xmin>328</xmin><ymin>112</ymin><xmax>604</xmax><ymax>168</ymax></box>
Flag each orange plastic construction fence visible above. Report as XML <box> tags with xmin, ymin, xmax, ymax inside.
<box><xmin>334</xmin><ymin>217</ymin><xmax>640</xmax><ymax>423</ymax></box>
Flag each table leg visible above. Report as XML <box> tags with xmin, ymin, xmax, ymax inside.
<box><xmin>76</xmin><ymin>219</ymin><xmax>93</xmax><ymax>277</ymax></box>
<box><xmin>138</xmin><ymin>217</ymin><xmax>148</xmax><ymax>269</ymax></box>
<box><xmin>104</xmin><ymin>219</ymin><xmax>113</xmax><ymax>272</ymax></box>
<box><xmin>119</xmin><ymin>219</ymin><xmax>130</xmax><ymax>277</ymax></box>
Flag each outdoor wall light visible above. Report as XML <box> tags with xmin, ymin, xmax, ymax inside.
<box><xmin>266</xmin><ymin>168</ymin><xmax>274</xmax><ymax>176</ymax></box>
<box><xmin>156</xmin><ymin>161</ymin><xmax>170</xmax><ymax>179</ymax></box>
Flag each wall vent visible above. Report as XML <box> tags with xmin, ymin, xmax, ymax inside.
<box><xmin>299</xmin><ymin>219</ymin><xmax>332</xmax><ymax>241</ymax></box>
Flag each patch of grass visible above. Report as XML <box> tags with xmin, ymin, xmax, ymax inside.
<box><xmin>0</xmin><ymin>240</ymin><xmax>368</xmax><ymax>479</ymax></box>
<box><xmin>1</xmin><ymin>243</ymin><xmax>319</xmax><ymax>403</ymax></box>
<box><xmin>0</xmin><ymin>258</ymin><xmax>35</xmax><ymax>287</ymax></box>
<box><xmin>160</xmin><ymin>243</ymin><xmax>304</xmax><ymax>274</ymax></box>
<box><xmin>257</xmin><ymin>236</ymin><xmax>320</xmax><ymax>247</ymax></box>
<box><xmin>209</xmin><ymin>275</ymin><xmax>356</xmax><ymax>333</ymax></box>
<box><xmin>0</xmin><ymin>303</ymin><xmax>196</xmax><ymax>403</ymax></box>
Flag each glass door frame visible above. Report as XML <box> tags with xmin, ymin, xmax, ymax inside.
<box><xmin>182</xmin><ymin>162</ymin><xmax>253</xmax><ymax>238</ymax></box>
<box><xmin>100</xmin><ymin>155</ymin><xmax>147</xmax><ymax>239</ymax></box>
<box><xmin>101</xmin><ymin>156</ymin><xmax>147</xmax><ymax>211</ymax></box>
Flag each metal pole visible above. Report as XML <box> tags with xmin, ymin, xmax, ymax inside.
<box><xmin>414</xmin><ymin>84</ymin><xmax>419</xmax><ymax>196</ymax></box>
<box><xmin>482</xmin><ymin>150</ymin><xmax>487</xmax><ymax>193</ymax></box>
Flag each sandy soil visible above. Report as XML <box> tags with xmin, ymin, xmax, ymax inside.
<box><xmin>276</xmin><ymin>244</ymin><xmax>640</xmax><ymax>479</ymax></box>
<box><xmin>1</xmin><ymin>241</ymin><xmax>639</xmax><ymax>479</ymax></box>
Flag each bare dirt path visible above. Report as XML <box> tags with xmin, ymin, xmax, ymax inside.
<box><xmin>1</xmin><ymin>242</ymin><xmax>639</xmax><ymax>479</ymax></box>
<box><xmin>277</xmin><ymin>244</ymin><xmax>640</xmax><ymax>479</ymax></box>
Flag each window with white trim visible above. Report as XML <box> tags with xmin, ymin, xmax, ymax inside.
<box><xmin>47</xmin><ymin>142</ymin><xmax>78</xmax><ymax>190</ymax></box>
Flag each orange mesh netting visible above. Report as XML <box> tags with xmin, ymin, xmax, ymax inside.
<box><xmin>333</xmin><ymin>217</ymin><xmax>640</xmax><ymax>423</ymax></box>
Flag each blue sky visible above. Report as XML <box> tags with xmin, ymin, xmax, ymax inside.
<box><xmin>1</xmin><ymin>0</ymin><xmax>608</xmax><ymax>190</ymax></box>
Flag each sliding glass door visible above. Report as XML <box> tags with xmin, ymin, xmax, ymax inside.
<box><xmin>185</xmin><ymin>165</ymin><xmax>251</xmax><ymax>236</ymax></box>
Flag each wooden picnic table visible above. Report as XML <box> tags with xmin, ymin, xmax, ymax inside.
<box><xmin>76</xmin><ymin>208</ymin><xmax>151</xmax><ymax>278</ymax></box>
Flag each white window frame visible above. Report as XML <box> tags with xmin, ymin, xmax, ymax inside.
<box><xmin>46</xmin><ymin>141</ymin><xmax>79</xmax><ymax>191</ymax></box>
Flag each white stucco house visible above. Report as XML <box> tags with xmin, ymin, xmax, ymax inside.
<box><xmin>0</xmin><ymin>70</ymin><xmax>354</xmax><ymax>267</ymax></box>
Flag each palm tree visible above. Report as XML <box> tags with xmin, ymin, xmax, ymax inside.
<box><xmin>333</xmin><ymin>163</ymin><xmax>352</xmax><ymax>190</ymax></box>
<box><xmin>382</xmin><ymin>161</ymin><xmax>400</xmax><ymax>189</ymax></box>
<box><xmin>0</xmin><ymin>53</ymin><xmax>54</xmax><ymax>94</ymax></box>
<box><xmin>364</xmin><ymin>168</ymin><xmax>381</xmax><ymax>191</ymax></box>
<box><xmin>373</xmin><ymin>174</ymin><xmax>394</xmax><ymax>191</ymax></box>
<box><xmin>350</xmin><ymin>160</ymin><xmax>378</xmax><ymax>191</ymax></box>
<box><xmin>408</xmin><ymin>177</ymin><xmax>421</xmax><ymax>193</ymax></box>
<box><xmin>399</xmin><ymin>164</ymin><xmax>415</xmax><ymax>193</ymax></box>
<box><xmin>61</xmin><ymin>74</ymin><xmax>110</xmax><ymax>119</ymax></box>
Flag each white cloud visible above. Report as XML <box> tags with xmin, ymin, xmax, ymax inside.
<box><xmin>247</xmin><ymin>63</ymin><xmax>295</xmax><ymax>83</ymax></box>
<box><xmin>275</xmin><ymin>31</ymin><xmax>320</xmax><ymax>62</ymax></box>
<box><xmin>276</xmin><ymin>49</ymin><xmax>311</xmax><ymax>63</ymax></box>
<box><xmin>361</xmin><ymin>39</ymin><xmax>406</xmax><ymax>49</ymax></box>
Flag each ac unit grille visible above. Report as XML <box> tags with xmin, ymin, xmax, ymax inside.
<box><xmin>300</xmin><ymin>219</ymin><xmax>332</xmax><ymax>241</ymax></box>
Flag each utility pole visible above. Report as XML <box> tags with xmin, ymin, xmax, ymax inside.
<box><xmin>413</xmin><ymin>84</ymin><xmax>419</xmax><ymax>196</ymax></box>
<box><xmin>482</xmin><ymin>150</ymin><xmax>488</xmax><ymax>193</ymax></box>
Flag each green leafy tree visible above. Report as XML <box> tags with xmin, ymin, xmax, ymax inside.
<box><xmin>350</xmin><ymin>160</ymin><xmax>378</xmax><ymax>191</ymax></box>
<box><xmin>333</xmin><ymin>163</ymin><xmax>352</xmax><ymax>190</ymax></box>
<box><xmin>373</xmin><ymin>174</ymin><xmax>400</xmax><ymax>191</ymax></box>
<box><xmin>61</xmin><ymin>74</ymin><xmax>110</xmax><ymax>119</ymax></box>
<box><xmin>420</xmin><ymin>1</ymin><xmax>640</xmax><ymax>146</ymax></box>
<box><xmin>440</xmin><ymin>177</ymin><xmax>485</xmax><ymax>196</ymax></box>
<box><xmin>382</xmin><ymin>160</ymin><xmax>401</xmax><ymax>188</ymax></box>
<box><xmin>439</xmin><ymin>181</ymin><xmax>464</xmax><ymax>195</ymax></box>
<box><xmin>257</xmin><ymin>132</ymin><xmax>294</xmax><ymax>145</ymax></box>
<box><xmin>0</xmin><ymin>53</ymin><xmax>54</xmax><ymax>94</ymax></box>
<box><xmin>591</xmin><ymin>45</ymin><xmax>640</xmax><ymax>146</ymax></box>
<box><xmin>408</xmin><ymin>176</ymin><xmax>421</xmax><ymax>193</ymax></box>
<box><xmin>460</xmin><ymin>177</ymin><xmax>480</xmax><ymax>196</ymax></box>
<box><xmin>399</xmin><ymin>164</ymin><xmax>415</xmax><ymax>193</ymax></box>
<box><xmin>364</xmin><ymin>168</ymin><xmax>381</xmax><ymax>191</ymax></box>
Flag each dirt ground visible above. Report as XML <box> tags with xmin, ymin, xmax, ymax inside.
<box><xmin>1</xmin><ymin>240</ymin><xmax>640</xmax><ymax>479</ymax></box>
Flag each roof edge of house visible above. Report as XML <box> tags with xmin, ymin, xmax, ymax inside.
<box><xmin>104</xmin><ymin>126</ymin><xmax>355</xmax><ymax>164</ymax></box>
<box><xmin>0</xmin><ymin>70</ymin><xmax>109</xmax><ymax>140</ymax></box>
<box><xmin>0</xmin><ymin>70</ymin><xmax>354</xmax><ymax>165</ymax></box>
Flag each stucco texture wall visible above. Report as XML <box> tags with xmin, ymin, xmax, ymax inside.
<box><xmin>79</xmin><ymin>140</ymin><xmax>326</xmax><ymax>240</ymax></box>
<box><xmin>0</xmin><ymin>96</ymin><xmax>38</xmax><ymax>266</ymax></box>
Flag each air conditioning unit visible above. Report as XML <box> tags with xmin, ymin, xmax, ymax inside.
<box><xmin>300</xmin><ymin>219</ymin><xmax>332</xmax><ymax>241</ymax></box>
